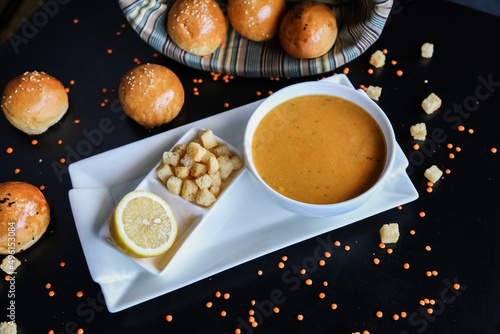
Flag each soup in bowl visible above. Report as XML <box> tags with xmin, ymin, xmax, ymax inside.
<box><xmin>244</xmin><ymin>81</ymin><xmax>396</xmax><ymax>217</ymax></box>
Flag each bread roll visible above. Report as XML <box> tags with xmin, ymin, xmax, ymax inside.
<box><xmin>279</xmin><ymin>1</ymin><xmax>338</xmax><ymax>59</ymax></box>
<box><xmin>228</xmin><ymin>0</ymin><xmax>286</xmax><ymax>41</ymax></box>
<box><xmin>1</xmin><ymin>71</ymin><xmax>68</xmax><ymax>135</ymax></box>
<box><xmin>167</xmin><ymin>0</ymin><xmax>227</xmax><ymax>56</ymax></box>
<box><xmin>0</xmin><ymin>181</ymin><xmax>50</xmax><ymax>254</ymax></box>
<box><xmin>119</xmin><ymin>63</ymin><xmax>185</xmax><ymax>128</ymax></box>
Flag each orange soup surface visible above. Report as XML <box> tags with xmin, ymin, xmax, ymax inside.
<box><xmin>252</xmin><ymin>95</ymin><xmax>387</xmax><ymax>204</ymax></box>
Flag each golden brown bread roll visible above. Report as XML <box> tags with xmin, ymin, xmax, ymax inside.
<box><xmin>0</xmin><ymin>181</ymin><xmax>50</xmax><ymax>254</ymax></box>
<box><xmin>279</xmin><ymin>1</ymin><xmax>338</xmax><ymax>59</ymax></box>
<box><xmin>1</xmin><ymin>71</ymin><xmax>68</xmax><ymax>135</ymax></box>
<box><xmin>118</xmin><ymin>63</ymin><xmax>185</xmax><ymax>128</ymax></box>
<box><xmin>228</xmin><ymin>0</ymin><xmax>286</xmax><ymax>42</ymax></box>
<box><xmin>167</xmin><ymin>0</ymin><xmax>227</xmax><ymax>56</ymax></box>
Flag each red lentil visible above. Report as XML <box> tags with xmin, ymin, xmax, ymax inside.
<box><xmin>345</xmin><ymin>245</ymin><xmax>351</xmax><ymax>251</ymax></box>
<box><xmin>331</xmin><ymin>303</ymin><xmax>338</xmax><ymax>310</ymax></box>
<box><xmin>396</xmin><ymin>70</ymin><xmax>403</xmax><ymax>76</ymax></box>
<box><xmin>376</xmin><ymin>311</ymin><xmax>383</xmax><ymax>318</ymax></box>
<box><xmin>491</xmin><ymin>147</ymin><xmax>497</xmax><ymax>153</ymax></box>
<box><xmin>49</xmin><ymin>291</ymin><xmax>55</xmax><ymax>297</ymax></box>
<box><xmin>60</xmin><ymin>262</ymin><xmax>66</xmax><ymax>267</ymax></box>
<box><xmin>379</xmin><ymin>242</ymin><xmax>386</xmax><ymax>249</ymax></box>
<box><xmin>367</xmin><ymin>69</ymin><xmax>374</xmax><ymax>74</ymax></box>
<box><xmin>387</xmin><ymin>248</ymin><xmax>393</xmax><ymax>254</ymax></box>
<box><xmin>166</xmin><ymin>315</ymin><xmax>173</xmax><ymax>322</ymax></box>
<box><xmin>6</xmin><ymin>147</ymin><xmax>13</xmax><ymax>154</ymax></box>
<box><xmin>297</xmin><ymin>314</ymin><xmax>304</xmax><ymax>321</ymax></box>
<box><xmin>319</xmin><ymin>260</ymin><xmax>326</xmax><ymax>266</ymax></box>
<box><xmin>319</xmin><ymin>292</ymin><xmax>325</xmax><ymax>299</ymax></box>
<box><xmin>335</xmin><ymin>241</ymin><xmax>341</xmax><ymax>247</ymax></box>
<box><xmin>278</xmin><ymin>262</ymin><xmax>285</xmax><ymax>269</ymax></box>
<box><xmin>373</xmin><ymin>258</ymin><xmax>380</xmax><ymax>265</ymax></box>
<box><xmin>403</xmin><ymin>263</ymin><xmax>410</xmax><ymax>269</ymax></box>
<box><xmin>457</xmin><ymin>125</ymin><xmax>465</xmax><ymax>131</ymax></box>
<box><xmin>273</xmin><ymin>307</ymin><xmax>279</xmax><ymax>313</ymax></box>
<box><xmin>77</xmin><ymin>329</ymin><xmax>84</xmax><ymax>334</ymax></box>
<box><xmin>393</xmin><ymin>314</ymin><xmax>399</xmax><ymax>321</ymax></box>
<box><xmin>221</xmin><ymin>311</ymin><xmax>227</xmax><ymax>317</ymax></box>
<box><xmin>257</xmin><ymin>270</ymin><xmax>263</xmax><ymax>276</ymax></box>
<box><xmin>305</xmin><ymin>279</ymin><xmax>313</xmax><ymax>285</ymax></box>
<box><xmin>76</xmin><ymin>291</ymin><xmax>83</xmax><ymax>298</ymax></box>
<box><xmin>215</xmin><ymin>291</ymin><xmax>221</xmax><ymax>298</ymax></box>
<box><xmin>453</xmin><ymin>283</ymin><xmax>460</xmax><ymax>290</ymax></box>
<box><xmin>223</xmin><ymin>293</ymin><xmax>230</xmax><ymax>299</ymax></box>
<box><xmin>14</xmin><ymin>169</ymin><xmax>20</xmax><ymax>174</ymax></box>
<box><xmin>419</xmin><ymin>211</ymin><xmax>426</xmax><ymax>217</ymax></box>
<box><xmin>324</xmin><ymin>252</ymin><xmax>331</xmax><ymax>258</ymax></box>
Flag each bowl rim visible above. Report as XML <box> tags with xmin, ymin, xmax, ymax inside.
<box><xmin>243</xmin><ymin>80</ymin><xmax>396</xmax><ymax>213</ymax></box>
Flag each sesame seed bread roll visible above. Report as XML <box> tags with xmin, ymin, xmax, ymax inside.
<box><xmin>227</xmin><ymin>0</ymin><xmax>286</xmax><ymax>42</ymax></box>
<box><xmin>119</xmin><ymin>63</ymin><xmax>185</xmax><ymax>128</ymax></box>
<box><xmin>279</xmin><ymin>1</ymin><xmax>338</xmax><ymax>59</ymax></box>
<box><xmin>167</xmin><ymin>0</ymin><xmax>227</xmax><ymax>56</ymax></box>
<box><xmin>0</xmin><ymin>181</ymin><xmax>50</xmax><ymax>255</ymax></box>
<box><xmin>1</xmin><ymin>71</ymin><xmax>68</xmax><ymax>135</ymax></box>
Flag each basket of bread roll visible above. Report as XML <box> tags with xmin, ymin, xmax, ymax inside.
<box><xmin>119</xmin><ymin>0</ymin><xmax>393</xmax><ymax>78</ymax></box>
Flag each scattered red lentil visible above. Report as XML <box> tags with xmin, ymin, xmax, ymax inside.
<box><xmin>77</xmin><ymin>329</ymin><xmax>84</xmax><ymax>334</ymax></box>
<box><xmin>403</xmin><ymin>263</ymin><xmax>410</xmax><ymax>269</ymax></box>
<box><xmin>373</xmin><ymin>258</ymin><xmax>380</xmax><ymax>265</ymax></box>
<box><xmin>432</xmin><ymin>270</ymin><xmax>438</xmax><ymax>276</ymax></box>
<box><xmin>445</xmin><ymin>169</ymin><xmax>451</xmax><ymax>174</ymax></box>
<box><xmin>223</xmin><ymin>293</ymin><xmax>230</xmax><ymax>299</ymax></box>
<box><xmin>49</xmin><ymin>291</ymin><xmax>55</xmax><ymax>297</ymax></box>
<box><xmin>453</xmin><ymin>283</ymin><xmax>460</xmax><ymax>290</ymax></box>
<box><xmin>401</xmin><ymin>311</ymin><xmax>407</xmax><ymax>318</ymax></box>
<box><xmin>257</xmin><ymin>270</ymin><xmax>263</xmax><ymax>276</ymax></box>
<box><xmin>60</xmin><ymin>262</ymin><xmax>66</xmax><ymax>267</ymax></box>
<box><xmin>387</xmin><ymin>248</ymin><xmax>393</xmax><ymax>254</ymax></box>
<box><xmin>393</xmin><ymin>314</ymin><xmax>399</xmax><ymax>321</ymax></box>
<box><xmin>256</xmin><ymin>91</ymin><xmax>261</xmax><ymax>96</ymax></box>
<box><xmin>379</xmin><ymin>242</ymin><xmax>386</xmax><ymax>249</ymax></box>
<box><xmin>410</xmin><ymin>230</ymin><xmax>416</xmax><ymax>235</ymax></box>
<box><xmin>397</xmin><ymin>205</ymin><xmax>402</xmax><ymax>210</ymax></box>
<box><xmin>70</xmin><ymin>80</ymin><xmax>75</xmax><ymax>85</ymax></box>
<box><xmin>116</xmin><ymin>31</ymin><xmax>121</xmax><ymax>36</ymax></box>
<box><xmin>107</xmin><ymin>49</ymin><xmax>113</xmax><ymax>54</ymax></box>
<box><xmin>391</xmin><ymin>60</ymin><xmax>397</xmax><ymax>65</ymax></box>
<box><xmin>427</xmin><ymin>181</ymin><xmax>434</xmax><ymax>187</ymax></box>
<box><xmin>273</xmin><ymin>307</ymin><xmax>279</xmax><ymax>313</ymax></box>
<box><xmin>224</xmin><ymin>103</ymin><xmax>229</xmax><ymax>108</ymax></box>
<box><xmin>324</xmin><ymin>251</ymin><xmax>331</xmax><ymax>258</ymax></box>
<box><xmin>60</xmin><ymin>158</ymin><xmax>66</xmax><ymax>164</ymax></box>
<box><xmin>426</xmin><ymin>271</ymin><xmax>432</xmax><ymax>277</ymax></box>
<box><xmin>335</xmin><ymin>241</ymin><xmax>341</xmax><ymax>247</ymax></box>
<box><xmin>45</xmin><ymin>283</ymin><xmax>51</xmax><ymax>289</ymax></box>
<box><xmin>447</xmin><ymin>143</ymin><xmax>453</xmax><ymax>149</ymax></box>
<box><xmin>206</xmin><ymin>302</ymin><xmax>212</xmax><ymax>308</ymax></box>
<box><xmin>6</xmin><ymin>147</ymin><xmax>13</xmax><ymax>154</ymax></box>
<box><xmin>305</xmin><ymin>279</ymin><xmax>313</xmax><ymax>285</ymax></box>
<box><xmin>31</xmin><ymin>139</ymin><xmax>38</xmax><ymax>145</ymax></box>
<box><xmin>73</xmin><ymin>19</ymin><xmax>78</xmax><ymax>23</ymax></box>
<box><xmin>363</xmin><ymin>331</ymin><xmax>370</xmax><ymax>334</ymax></box>
<box><xmin>319</xmin><ymin>292</ymin><xmax>326</xmax><ymax>299</ymax></box>
<box><xmin>102</xmin><ymin>88</ymin><xmax>107</xmax><ymax>93</ymax></box>
<box><xmin>215</xmin><ymin>291</ymin><xmax>221</xmax><ymax>298</ymax></box>
<box><xmin>331</xmin><ymin>303</ymin><xmax>338</xmax><ymax>310</ymax></box>
<box><xmin>49</xmin><ymin>330</ymin><xmax>55</xmax><ymax>334</ymax></box>
<box><xmin>367</xmin><ymin>68</ymin><xmax>374</xmax><ymax>74</ymax></box>
<box><xmin>468</xmin><ymin>128</ymin><xmax>474</xmax><ymax>134</ymax></box>
<box><xmin>166</xmin><ymin>315</ymin><xmax>173</xmax><ymax>322</ymax></box>
<box><xmin>40</xmin><ymin>185</ymin><xmax>46</xmax><ymax>190</ymax></box>
<box><xmin>343</xmin><ymin>67</ymin><xmax>349</xmax><ymax>74</ymax></box>
<box><xmin>323</xmin><ymin>281</ymin><xmax>328</xmax><ymax>287</ymax></box>
<box><xmin>297</xmin><ymin>314</ymin><xmax>304</xmax><ymax>321</ymax></box>
<box><xmin>278</xmin><ymin>262</ymin><xmax>285</xmax><ymax>269</ymax></box>
<box><xmin>413</xmin><ymin>144</ymin><xmax>420</xmax><ymax>150</ymax></box>
<box><xmin>319</xmin><ymin>260</ymin><xmax>326</xmax><ymax>266</ymax></box>
<box><xmin>14</xmin><ymin>168</ymin><xmax>20</xmax><ymax>174</ymax></box>
<box><xmin>344</xmin><ymin>245</ymin><xmax>350</xmax><ymax>251</ymax></box>
<box><xmin>268</xmin><ymin>91</ymin><xmax>273</xmax><ymax>95</ymax></box>
<box><xmin>449</xmin><ymin>153</ymin><xmax>455</xmax><ymax>159</ymax></box>
<box><xmin>425</xmin><ymin>245</ymin><xmax>432</xmax><ymax>251</ymax></box>
<box><xmin>427</xmin><ymin>308</ymin><xmax>433</xmax><ymax>314</ymax></box>
<box><xmin>76</xmin><ymin>291</ymin><xmax>83</xmax><ymax>298</ymax></box>
<box><xmin>491</xmin><ymin>147</ymin><xmax>497</xmax><ymax>153</ymax></box>
<box><xmin>74</xmin><ymin>119</ymin><xmax>80</xmax><ymax>124</ymax></box>
<box><xmin>221</xmin><ymin>310</ymin><xmax>227</xmax><ymax>317</ymax></box>
<box><xmin>396</xmin><ymin>70</ymin><xmax>403</xmax><ymax>76</ymax></box>
<box><xmin>249</xmin><ymin>309</ymin><xmax>255</xmax><ymax>315</ymax></box>
<box><xmin>376</xmin><ymin>311</ymin><xmax>383</xmax><ymax>318</ymax></box>
<box><xmin>457</xmin><ymin>125</ymin><xmax>465</xmax><ymax>131</ymax></box>
<box><xmin>426</xmin><ymin>187</ymin><xmax>433</xmax><ymax>193</ymax></box>
<box><xmin>248</xmin><ymin>316</ymin><xmax>255</xmax><ymax>323</ymax></box>
<box><xmin>419</xmin><ymin>211</ymin><xmax>426</xmax><ymax>217</ymax></box>
<box><xmin>455</xmin><ymin>146</ymin><xmax>461</xmax><ymax>152</ymax></box>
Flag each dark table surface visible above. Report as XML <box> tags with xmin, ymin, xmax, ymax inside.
<box><xmin>1</xmin><ymin>0</ymin><xmax>500</xmax><ymax>333</ymax></box>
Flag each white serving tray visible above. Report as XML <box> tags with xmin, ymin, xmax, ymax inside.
<box><xmin>68</xmin><ymin>74</ymin><xmax>418</xmax><ymax>312</ymax></box>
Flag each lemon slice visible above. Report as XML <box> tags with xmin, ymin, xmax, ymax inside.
<box><xmin>109</xmin><ymin>190</ymin><xmax>178</xmax><ymax>258</ymax></box>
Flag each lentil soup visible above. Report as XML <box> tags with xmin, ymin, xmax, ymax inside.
<box><xmin>252</xmin><ymin>95</ymin><xmax>386</xmax><ymax>204</ymax></box>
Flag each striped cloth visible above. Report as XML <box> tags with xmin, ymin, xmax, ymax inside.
<box><xmin>119</xmin><ymin>0</ymin><xmax>392</xmax><ymax>78</ymax></box>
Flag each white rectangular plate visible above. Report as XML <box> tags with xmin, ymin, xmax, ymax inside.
<box><xmin>68</xmin><ymin>75</ymin><xmax>418</xmax><ymax>312</ymax></box>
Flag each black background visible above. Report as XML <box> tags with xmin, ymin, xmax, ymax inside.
<box><xmin>1</xmin><ymin>0</ymin><xmax>500</xmax><ymax>333</ymax></box>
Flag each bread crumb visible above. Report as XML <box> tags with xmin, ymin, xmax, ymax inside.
<box><xmin>369</xmin><ymin>50</ymin><xmax>386</xmax><ymax>68</ymax></box>
<box><xmin>379</xmin><ymin>223</ymin><xmax>399</xmax><ymax>244</ymax></box>
<box><xmin>421</xmin><ymin>42</ymin><xmax>434</xmax><ymax>58</ymax></box>
<box><xmin>1</xmin><ymin>255</ymin><xmax>21</xmax><ymax>275</ymax></box>
<box><xmin>0</xmin><ymin>321</ymin><xmax>17</xmax><ymax>334</ymax></box>
<box><xmin>410</xmin><ymin>123</ymin><xmax>427</xmax><ymax>141</ymax></box>
<box><xmin>422</xmin><ymin>93</ymin><xmax>442</xmax><ymax>114</ymax></box>
<box><xmin>366</xmin><ymin>85</ymin><xmax>382</xmax><ymax>101</ymax></box>
<box><xmin>424</xmin><ymin>165</ymin><xmax>443</xmax><ymax>183</ymax></box>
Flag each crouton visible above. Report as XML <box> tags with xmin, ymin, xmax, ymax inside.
<box><xmin>410</xmin><ymin>123</ymin><xmax>427</xmax><ymax>141</ymax></box>
<box><xmin>195</xmin><ymin>174</ymin><xmax>213</xmax><ymax>189</ymax></box>
<box><xmin>211</xmin><ymin>143</ymin><xmax>231</xmax><ymax>157</ymax></box>
<box><xmin>379</xmin><ymin>223</ymin><xmax>399</xmax><ymax>244</ymax></box>
<box><xmin>191</xmin><ymin>162</ymin><xmax>208</xmax><ymax>178</ymax></box>
<box><xmin>230</xmin><ymin>155</ymin><xmax>243</xmax><ymax>171</ymax></box>
<box><xmin>162</xmin><ymin>151</ymin><xmax>180</xmax><ymax>166</ymax></box>
<box><xmin>422</xmin><ymin>93</ymin><xmax>442</xmax><ymax>114</ymax></box>
<box><xmin>0</xmin><ymin>255</ymin><xmax>21</xmax><ymax>275</ymax></box>
<box><xmin>366</xmin><ymin>85</ymin><xmax>382</xmax><ymax>101</ymax></box>
<box><xmin>156</xmin><ymin>163</ymin><xmax>174</xmax><ymax>183</ymax></box>
<box><xmin>369</xmin><ymin>50</ymin><xmax>386</xmax><ymax>68</ymax></box>
<box><xmin>166</xmin><ymin>176</ymin><xmax>182</xmax><ymax>195</ymax></box>
<box><xmin>181</xmin><ymin>179</ymin><xmax>199</xmax><ymax>202</ymax></box>
<box><xmin>199</xmin><ymin>129</ymin><xmax>218</xmax><ymax>149</ymax></box>
<box><xmin>187</xmin><ymin>142</ymin><xmax>207</xmax><ymax>162</ymax></box>
<box><xmin>218</xmin><ymin>156</ymin><xmax>234</xmax><ymax>180</ymax></box>
<box><xmin>424</xmin><ymin>165</ymin><xmax>443</xmax><ymax>183</ymax></box>
<box><xmin>421</xmin><ymin>43</ymin><xmax>434</xmax><ymax>58</ymax></box>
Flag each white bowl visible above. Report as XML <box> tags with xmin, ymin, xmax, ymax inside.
<box><xmin>243</xmin><ymin>80</ymin><xmax>396</xmax><ymax>217</ymax></box>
